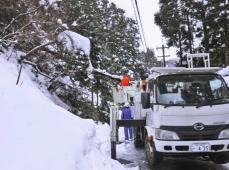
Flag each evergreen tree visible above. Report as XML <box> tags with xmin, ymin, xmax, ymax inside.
<box><xmin>0</xmin><ymin>0</ymin><xmax>144</xmax><ymax>121</ymax></box>
<box><xmin>141</xmin><ymin>48</ymin><xmax>159</xmax><ymax>70</ymax></box>
<box><xmin>155</xmin><ymin>0</ymin><xmax>229</xmax><ymax>66</ymax></box>
<box><xmin>155</xmin><ymin>0</ymin><xmax>192</xmax><ymax>63</ymax></box>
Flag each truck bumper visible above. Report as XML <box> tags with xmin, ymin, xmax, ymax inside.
<box><xmin>154</xmin><ymin>139</ymin><xmax>229</xmax><ymax>153</ymax></box>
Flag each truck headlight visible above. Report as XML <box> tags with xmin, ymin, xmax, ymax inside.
<box><xmin>155</xmin><ymin>129</ymin><xmax>180</xmax><ymax>140</ymax></box>
<box><xmin>218</xmin><ymin>129</ymin><xmax>229</xmax><ymax>139</ymax></box>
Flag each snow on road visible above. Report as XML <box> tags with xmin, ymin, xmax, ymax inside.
<box><xmin>118</xmin><ymin>142</ymin><xmax>149</xmax><ymax>169</ymax></box>
<box><xmin>117</xmin><ymin>141</ymin><xmax>229</xmax><ymax>170</ymax></box>
<box><xmin>0</xmin><ymin>55</ymin><xmax>137</xmax><ymax>170</ymax></box>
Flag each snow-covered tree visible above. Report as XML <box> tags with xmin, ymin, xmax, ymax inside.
<box><xmin>0</xmin><ymin>0</ymin><xmax>144</xmax><ymax>121</ymax></box>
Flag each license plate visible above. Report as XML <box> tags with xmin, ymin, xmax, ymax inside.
<box><xmin>191</xmin><ymin>143</ymin><xmax>210</xmax><ymax>152</ymax></box>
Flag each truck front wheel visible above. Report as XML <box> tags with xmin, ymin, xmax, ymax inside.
<box><xmin>210</xmin><ymin>152</ymin><xmax>229</xmax><ymax>164</ymax></box>
<box><xmin>145</xmin><ymin>138</ymin><xmax>163</xmax><ymax>166</ymax></box>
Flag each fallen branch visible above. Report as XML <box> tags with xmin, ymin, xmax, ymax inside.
<box><xmin>93</xmin><ymin>68</ymin><xmax>122</xmax><ymax>81</ymax></box>
<box><xmin>21</xmin><ymin>60</ymin><xmax>52</xmax><ymax>79</ymax></box>
<box><xmin>16</xmin><ymin>65</ymin><xmax>23</xmax><ymax>85</ymax></box>
<box><xmin>86</xmin><ymin>53</ymin><xmax>122</xmax><ymax>81</ymax></box>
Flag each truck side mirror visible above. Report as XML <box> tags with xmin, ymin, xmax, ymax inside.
<box><xmin>141</xmin><ymin>92</ymin><xmax>150</xmax><ymax>109</ymax></box>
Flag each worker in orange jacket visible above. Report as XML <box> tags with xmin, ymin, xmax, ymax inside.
<box><xmin>121</xmin><ymin>74</ymin><xmax>129</xmax><ymax>86</ymax></box>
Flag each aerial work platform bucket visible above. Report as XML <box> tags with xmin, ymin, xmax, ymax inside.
<box><xmin>187</xmin><ymin>53</ymin><xmax>210</xmax><ymax>68</ymax></box>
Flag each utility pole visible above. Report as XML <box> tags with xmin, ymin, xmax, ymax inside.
<box><xmin>156</xmin><ymin>44</ymin><xmax>170</xmax><ymax>67</ymax></box>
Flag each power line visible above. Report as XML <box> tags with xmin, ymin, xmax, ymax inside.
<box><xmin>131</xmin><ymin>0</ymin><xmax>147</xmax><ymax>52</ymax></box>
<box><xmin>134</xmin><ymin>0</ymin><xmax>147</xmax><ymax>50</ymax></box>
<box><xmin>131</xmin><ymin>0</ymin><xmax>145</xmax><ymax>51</ymax></box>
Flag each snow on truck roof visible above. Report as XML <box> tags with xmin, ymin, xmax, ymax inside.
<box><xmin>148</xmin><ymin>67</ymin><xmax>221</xmax><ymax>79</ymax></box>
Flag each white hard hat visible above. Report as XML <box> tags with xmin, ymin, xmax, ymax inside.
<box><xmin>124</xmin><ymin>102</ymin><xmax>129</xmax><ymax>107</ymax></box>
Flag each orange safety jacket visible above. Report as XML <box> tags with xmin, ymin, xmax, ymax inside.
<box><xmin>121</xmin><ymin>75</ymin><xmax>129</xmax><ymax>86</ymax></box>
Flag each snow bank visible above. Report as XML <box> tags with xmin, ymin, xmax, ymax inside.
<box><xmin>0</xmin><ymin>55</ymin><xmax>136</xmax><ymax>170</ymax></box>
<box><xmin>58</xmin><ymin>30</ymin><xmax>91</xmax><ymax>56</ymax></box>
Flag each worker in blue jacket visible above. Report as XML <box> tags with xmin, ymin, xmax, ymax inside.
<box><xmin>121</xmin><ymin>102</ymin><xmax>133</xmax><ymax>140</ymax></box>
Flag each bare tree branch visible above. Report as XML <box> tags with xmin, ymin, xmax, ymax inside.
<box><xmin>21</xmin><ymin>41</ymin><xmax>56</xmax><ymax>59</ymax></box>
<box><xmin>2</xmin><ymin>32</ymin><xmax>19</xmax><ymax>40</ymax></box>
<box><xmin>1</xmin><ymin>7</ymin><xmax>41</xmax><ymax>36</ymax></box>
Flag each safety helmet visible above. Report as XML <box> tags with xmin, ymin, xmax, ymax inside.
<box><xmin>124</xmin><ymin>102</ymin><xmax>130</xmax><ymax>107</ymax></box>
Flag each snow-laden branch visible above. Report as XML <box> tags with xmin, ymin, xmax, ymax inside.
<box><xmin>56</xmin><ymin>30</ymin><xmax>121</xmax><ymax>81</ymax></box>
<box><xmin>93</xmin><ymin>68</ymin><xmax>122</xmax><ymax>81</ymax></box>
<box><xmin>85</xmin><ymin>50</ymin><xmax>121</xmax><ymax>81</ymax></box>
<box><xmin>57</xmin><ymin>30</ymin><xmax>90</xmax><ymax>56</ymax></box>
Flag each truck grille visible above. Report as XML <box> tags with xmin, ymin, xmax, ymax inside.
<box><xmin>160</xmin><ymin>125</ymin><xmax>229</xmax><ymax>141</ymax></box>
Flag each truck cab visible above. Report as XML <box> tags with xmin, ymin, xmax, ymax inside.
<box><xmin>143</xmin><ymin>67</ymin><xmax>229</xmax><ymax>165</ymax></box>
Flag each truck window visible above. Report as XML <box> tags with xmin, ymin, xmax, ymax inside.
<box><xmin>156</xmin><ymin>74</ymin><xmax>229</xmax><ymax>106</ymax></box>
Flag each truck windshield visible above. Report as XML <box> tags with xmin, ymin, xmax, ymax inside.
<box><xmin>156</xmin><ymin>74</ymin><xmax>229</xmax><ymax>106</ymax></box>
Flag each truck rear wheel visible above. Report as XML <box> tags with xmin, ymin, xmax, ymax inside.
<box><xmin>134</xmin><ymin>127</ymin><xmax>144</xmax><ymax>148</ymax></box>
<box><xmin>145</xmin><ymin>138</ymin><xmax>163</xmax><ymax>166</ymax></box>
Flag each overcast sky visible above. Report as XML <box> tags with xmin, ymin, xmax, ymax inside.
<box><xmin>109</xmin><ymin>0</ymin><xmax>177</xmax><ymax>59</ymax></box>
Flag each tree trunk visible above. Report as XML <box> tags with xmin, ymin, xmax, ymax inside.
<box><xmin>186</xmin><ymin>14</ymin><xmax>193</xmax><ymax>53</ymax></box>
<box><xmin>178</xmin><ymin>30</ymin><xmax>183</xmax><ymax>64</ymax></box>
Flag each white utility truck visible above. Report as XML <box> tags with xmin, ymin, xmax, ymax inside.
<box><xmin>110</xmin><ymin>53</ymin><xmax>229</xmax><ymax>165</ymax></box>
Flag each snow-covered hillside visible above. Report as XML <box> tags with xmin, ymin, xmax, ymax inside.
<box><xmin>0</xmin><ymin>56</ymin><xmax>137</xmax><ymax>170</ymax></box>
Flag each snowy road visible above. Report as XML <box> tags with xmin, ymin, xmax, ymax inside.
<box><xmin>117</xmin><ymin>142</ymin><xmax>229</xmax><ymax>170</ymax></box>
<box><xmin>149</xmin><ymin>158</ymin><xmax>228</xmax><ymax>170</ymax></box>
